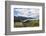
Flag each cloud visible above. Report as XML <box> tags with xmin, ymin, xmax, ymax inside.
<box><xmin>14</xmin><ymin>8</ymin><xmax>39</xmax><ymax>18</ymax></box>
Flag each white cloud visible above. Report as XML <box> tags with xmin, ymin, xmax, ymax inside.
<box><xmin>14</xmin><ymin>8</ymin><xmax>39</xmax><ymax>18</ymax></box>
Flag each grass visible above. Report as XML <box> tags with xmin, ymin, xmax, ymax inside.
<box><xmin>14</xmin><ymin>20</ymin><xmax>39</xmax><ymax>27</ymax></box>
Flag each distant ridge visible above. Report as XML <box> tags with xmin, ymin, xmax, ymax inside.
<box><xmin>14</xmin><ymin>16</ymin><xmax>35</xmax><ymax>22</ymax></box>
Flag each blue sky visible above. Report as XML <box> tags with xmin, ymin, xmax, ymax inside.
<box><xmin>14</xmin><ymin>8</ymin><xmax>39</xmax><ymax>19</ymax></box>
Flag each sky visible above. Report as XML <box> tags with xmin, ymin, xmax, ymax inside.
<box><xmin>14</xmin><ymin>8</ymin><xmax>39</xmax><ymax>19</ymax></box>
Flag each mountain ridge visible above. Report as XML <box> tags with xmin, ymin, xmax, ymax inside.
<box><xmin>14</xmin><ymin>16</ymin><xmax>35</xmax><ymax>22</ymax></box>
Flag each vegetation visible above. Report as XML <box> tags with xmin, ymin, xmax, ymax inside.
<box><xmin>14</xmin><ymin>20</ymin><xmax>39</xmax><ymax>27</ymax></box>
